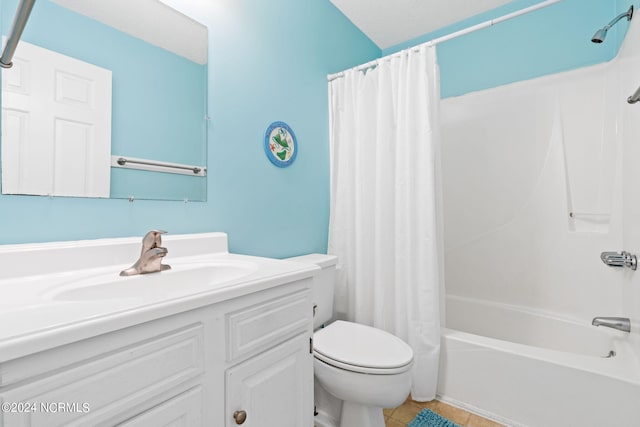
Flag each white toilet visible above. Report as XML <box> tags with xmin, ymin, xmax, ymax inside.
<box><xmin>286</xmin><ymin>254</ymin><xmax>413</xmax><ymax>427</ymax></box>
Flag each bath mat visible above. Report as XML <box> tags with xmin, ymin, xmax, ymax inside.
<box><xmin>408</xmin><ymin>409</ymin><xmax>462</xmax><ymax>427</ymax></box>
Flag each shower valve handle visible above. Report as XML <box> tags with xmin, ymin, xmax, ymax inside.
<box><xmin>600</xmin><ymin>251</ymin><xmax>637</xmax><ymax>270</ymax></box>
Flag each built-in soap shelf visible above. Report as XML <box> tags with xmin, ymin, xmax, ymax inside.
<box><xmin>568</xmin><ymin>211</ymin><xmax>611</xmax><ymax>234</ymax></box>
<box><xmin>568</xmin><ymin>211</ymin><xmax>610</xmax><ymax>219</ymax></box>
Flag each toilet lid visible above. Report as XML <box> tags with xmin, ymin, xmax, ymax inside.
<box><xmin>313</xmin><ymin>321</ymin><xmax>413</xmax><ymax>374</ymax></box>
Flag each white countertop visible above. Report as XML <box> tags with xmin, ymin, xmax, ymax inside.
<box><xmin>0</xmin><ymin>233</ymin><xmax>318</xmax><ymax>362</ymax></box>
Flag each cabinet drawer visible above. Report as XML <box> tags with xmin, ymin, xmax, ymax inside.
<box><xmin>226</xmin><ymin>289</ymin><xmax>311</xmax><ymax>361</ymax></box>
<box><xmin>1</xmin><ymin>324</ymin><xmax>204</xmax><ymax>427</ymax></box>
<box><xmin>118</xmin><ymin>386</ymin><xmax>203</xmax><ymax>427</ymax></box>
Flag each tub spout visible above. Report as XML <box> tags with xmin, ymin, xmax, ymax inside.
<box><xmin>592</xmin><ymin>317</ymin><xmax>631</xmax><ymax>333</ymax></box>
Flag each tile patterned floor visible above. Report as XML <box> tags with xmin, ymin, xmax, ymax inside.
<box><xmin>384</xmin><ymin>397</ymin><xmax>505</xmax><ymax>427</ymax></box>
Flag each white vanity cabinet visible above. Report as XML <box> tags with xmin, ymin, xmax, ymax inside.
<box><xmin>0</xmin><ymin>278</ymin><xmax>315</xmax><ymax>427</ymax></box>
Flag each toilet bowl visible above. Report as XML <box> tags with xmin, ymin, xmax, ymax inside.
<box><xmin>314</xmin><ymin>320</ymin><xmax>413</xmax><ymax>427</ymax></box>
<box><xmin>285</xmin><ymin>254</ymin><xmax>414</xmax><ymax>427</ymax></box>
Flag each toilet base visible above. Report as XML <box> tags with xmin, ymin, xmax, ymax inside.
<box><xmin>339</xmin><ymin>401</ymin><xmax>385</xmax><ymax>427</ymax></box>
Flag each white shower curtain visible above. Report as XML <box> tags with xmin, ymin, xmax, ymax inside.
<box><xmin>328</xmin><ymin>45</ymin><xmax>442</xmax><ymax>401</ymax></box>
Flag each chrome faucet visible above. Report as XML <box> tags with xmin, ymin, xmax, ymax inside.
<box><xmin>592</xmin><ymin>317</ymin><xmax>631</xmax><ymax>333</ymax></box>
<box><xmin>120</xmin><ymin>230</ymin><xmax>172</xmax><ymax>276</ymax></box>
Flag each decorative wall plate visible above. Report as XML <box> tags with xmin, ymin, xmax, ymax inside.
<box><xmin>264</xmin><ymin>121</ymin><xmax>297</xmax><ymax>168</ymax></box>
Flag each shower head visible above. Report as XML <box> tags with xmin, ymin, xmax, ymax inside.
<box><xmin>591</xmin><ymin>5</ymin><xmax>634</xmax><ymax>43</ymax></box>
<box><xmin>591</xmin><ymin>28</ymin><xmax>608</xmax><ymax>44</ymax></box>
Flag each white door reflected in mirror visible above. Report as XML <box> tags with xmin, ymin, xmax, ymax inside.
<box><xmin>1</xmin><ymin>40</ymin><xmax>112</xmax><ymax>197</ymax></box>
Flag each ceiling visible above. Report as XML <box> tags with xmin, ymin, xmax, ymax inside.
<box><xmin>330</xmin><ymin>0</ymin><xmax>514</xmax><ymax>49</ymax></box>
<box><xmin>51</xmin><ymin>0</ymin><xmax>208</xmax><ymax>64</ymax></box>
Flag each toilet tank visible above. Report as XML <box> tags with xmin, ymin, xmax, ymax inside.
<box><xmin>285</xmin><ymin>253</ymin><xmax>338</xmax><ymax>329</ymax></box>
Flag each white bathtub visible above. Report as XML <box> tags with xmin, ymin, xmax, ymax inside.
<box><xmin>438</xmin><ymin>295</ymin><xmax>640</xmax><ymax>427</ymax></box>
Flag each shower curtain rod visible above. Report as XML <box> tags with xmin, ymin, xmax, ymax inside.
<box><xmin>0</xmin><ymin>0</ymin><xmax>36</xmax><ymax>68</ymax></box>
<box><xmin>327</xmin><ymin>0</ymin><xmax>563</xmax><ymax>82</ymax></box>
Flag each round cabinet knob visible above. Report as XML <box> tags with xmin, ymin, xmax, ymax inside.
<box><xmin>233</xmin><ymin>410</ymin><xmax>247</xmax><ymax>425</ymax></box>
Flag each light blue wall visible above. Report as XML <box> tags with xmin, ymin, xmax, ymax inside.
<box><xmin>0</xmin><ymin>0</ymin><xmax>380</xmax><ymax>257</ymax></box>
<box><xmin>205</xmin><ymin>0</ymin><xmax>379</xmax><ymax>256</ymax></box>
<box><xmin>383</xmin><ymin>0</ymin><xmax>635</xmax><ymax>98</ymax></box>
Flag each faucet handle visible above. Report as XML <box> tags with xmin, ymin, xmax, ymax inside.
<box><xmin>141</xmin><ymin>230</ymin><xmax>167</xmax><ymax>251</ymax></box>
<box><xmin>601</xmin><ymin>251</ymin><xmax>637</xmax><ymax>270</ymax></box>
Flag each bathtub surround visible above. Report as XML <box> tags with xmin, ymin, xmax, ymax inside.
<box><xmin>435</xmin><ymin>3</ymin><xmax>640</xmax><ymax>426</ymax></box>
<box><xmin>440</xmin><ymin>61</ymin><xmax>624</xmax><ymax>320</ymax></box>
<box><xmin>440</xmin><ymin>41</ymin><xmax>623</xmax><ymax>323</ymax></box>
<box><xmin>328</xmin><ymin>45</ymin><xmax>442</xmax><ymax>400</ymax></box>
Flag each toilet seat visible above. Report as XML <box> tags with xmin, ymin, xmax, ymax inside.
<box><xmin>313</xmin><ymin>321</ymin><xmax>413</xmax><ymax>375</ymax></box>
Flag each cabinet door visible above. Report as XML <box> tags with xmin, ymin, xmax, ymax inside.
<box><xmin>226</xmin><ymin>333</ymin><xmax>313</xmax><ymax>427</ymax></box>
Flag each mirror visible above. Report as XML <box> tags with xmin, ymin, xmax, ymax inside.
<box><xmin>1</xmin><ymin>0</ymin><xmax>208</xmax><ymax>201</ymax></box>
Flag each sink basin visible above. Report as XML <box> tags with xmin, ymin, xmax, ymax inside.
<box><xmin>41</xmin><ymin>261</ymin><xmax>259</xmax><ymax>302</ymax></box>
